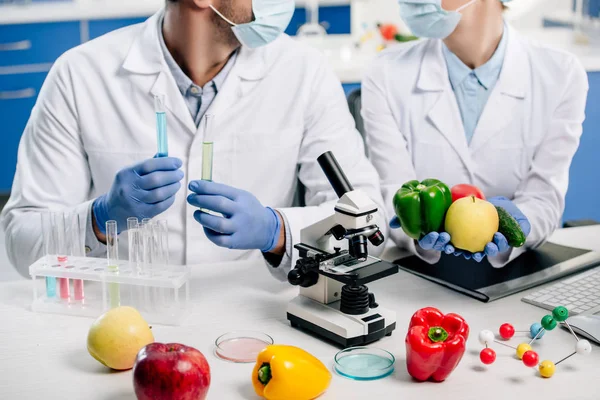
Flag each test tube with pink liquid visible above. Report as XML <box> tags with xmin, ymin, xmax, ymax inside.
<box><xmin>52</xmin><ymin>211</ymin><xmax>70</xmax><ymax>300</ymax></box>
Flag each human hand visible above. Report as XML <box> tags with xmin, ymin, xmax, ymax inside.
<box><xmin>93</xmin><ymin>157</ymin><xmax>184</xmax><ymax>235</ymax></box>
<box><xmin>187</xmin><ymin>180</ymin><xmax>282</xmax><ymax>253</ymax></box>
<box><xmin>435</xmin><ymin>194</ymin><xmax>532</xmax><ymax>263</ymax></box>
<box><xmin>488</xmin><ymin>196</ymin><xmax>531</xmax><ymax>238</ymax></box>
<box><xmin>391</xmin><ymin>216</ymin><xmax>510</xmax><ymax>262</ymax></box>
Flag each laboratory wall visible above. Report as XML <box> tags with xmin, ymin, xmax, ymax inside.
<box><xmin>1</xmin><ymin>0</ymin><xmax>600</xmax><ymax>225</ymax></box>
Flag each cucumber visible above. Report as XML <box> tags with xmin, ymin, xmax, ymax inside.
<box><xmin>495</xmin><ymin>206</ymin><xmax>526</xmax><ymax>248</ymax></box>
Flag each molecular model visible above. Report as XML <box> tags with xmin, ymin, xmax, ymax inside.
<box><xmin>478</xmin><ymin>306</ymin><xmax>592</xmax><ymax>378</ymax></box>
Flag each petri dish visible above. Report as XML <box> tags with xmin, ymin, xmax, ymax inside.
<box><xmin>334</xmin><ymin>347</ymin><xmax>395</xmax><ymax>381</ymax></box>
<box><xmin>214</xmin><ymin>331</ymin><xmax>273</xmax><ymax>363</ymax></box>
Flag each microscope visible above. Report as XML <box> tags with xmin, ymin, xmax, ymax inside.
<box><xmin>287</xmin><ymin>152</ymin><xmax>398</xmax><ymax>348</ymax></box>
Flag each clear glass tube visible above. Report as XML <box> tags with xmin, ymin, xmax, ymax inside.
<box><xmin>40</xmin><ymin>212</ymin><xmax>56</xmax><ymax>298</ymax></box>
<box><xmin>70</xmin><ymin>213</ymin><xmax>85</xmax><ymax>302</ymax></box>
<box><xmin>141</xmin><ymin>218</ymin><xmax>152</xmax><ymax>272</ymax></box>
<box><xmin>155</xmin><ymin>94</ymin><xmax>168</xmax><ymax>157</ymax></box>
<box><xmin>157</xmin><ymin>220</ymin><xmax>169</xmax><ymax>266</ymax></box>
<box><xmin>53</xmin><ymin>211</ymin><xmax>71</xmax><ymax>300</ymax></box>
<box><xmin>106</xmin><ymin>220</ymin><xmax>120</xmax><ymax>308</ymax></box>
<box><xmin>202</xmin><ymin>142</ymin><xmax>214</xmax><ymax>181</ymax></box>
<box><xmin>128</xmin><ymin>217</ymin><xmax>140</xmax><ymax>272</ymax></box>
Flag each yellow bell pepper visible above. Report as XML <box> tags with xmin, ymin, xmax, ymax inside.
<box><xmin>252</xmin><ymin>345</ymin><xmax>332</xmax><ymax>400</ymax></box>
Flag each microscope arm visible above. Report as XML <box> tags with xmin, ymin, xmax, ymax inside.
<box><xmin>299</xmin><ymin>214</ymin><xmax>339</xmax><ymax>253</ymax></box>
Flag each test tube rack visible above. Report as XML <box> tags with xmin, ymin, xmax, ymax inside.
<box><xmin>29</xmin><ymin>256</ymin><xmax>191</xmax><ymax>326</ymax></box>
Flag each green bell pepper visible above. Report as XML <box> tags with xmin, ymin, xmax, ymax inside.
<box><xmin>393</xmin><ymin>179</ymin><xmax>452</xmax><ymax>240</ymax></box>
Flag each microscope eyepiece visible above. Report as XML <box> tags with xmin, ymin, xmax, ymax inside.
<box><xmin>317</xmin><ymin>152</ymin><xmax>354</xmax><ymax>198</ymax></box>
<box><xmin>368</xmin><ymin>229</ymin><xmax>385</xmax><ymax>247</ymax></box>
<box><xmin>349</xmin><ymin>235</ymin><xmax>368</xmax><ymax>262</ymax></box>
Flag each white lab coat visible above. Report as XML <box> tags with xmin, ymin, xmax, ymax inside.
<box><xmin>1</xmin><ymin>11</ymin><xmax>386</xmax><ymax>279</ymax></box>
<box><xmin>362</xmin><ymin>26</ymin><xmax>589</xmax><ymax>266</ymax></box>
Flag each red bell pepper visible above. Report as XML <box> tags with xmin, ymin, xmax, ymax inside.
<box><xmin>405</xmin><ymin>307</ymin><xmax>469</xmax><ymax>382</ymax></box>
<box><xmin>451</xmin><ymin>184</ymin><xmax>486</xmax><ymax>203</ymax></box>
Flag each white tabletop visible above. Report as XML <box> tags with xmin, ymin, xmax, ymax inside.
<box><xmin>0</xmin><ymin>226</ymin><xmax>599</xmax><ymax>399</ymax></box>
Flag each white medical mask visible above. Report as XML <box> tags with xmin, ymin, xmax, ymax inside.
<box><xmin>210</xmin><ymin>0</ymin><xmax>295</xmax><ymax>49</ymax></box>
<box><xmin>397</xmin><ymin>0</ymin><xmax>478</xmax><ymax>40</ymax></box>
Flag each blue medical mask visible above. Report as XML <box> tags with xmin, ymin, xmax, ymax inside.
<box><xmin>397</xmin><ymin>0</ymin><xmax>478</xmax><ymax>39</ymax></box>
<box><xmin>210</xmin><ymin>0</ymin><xmax>295</xmax><ymax>49</ymax></box>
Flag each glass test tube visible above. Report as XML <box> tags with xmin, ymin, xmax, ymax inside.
<box><xmin>202</xmin><ymin>115</ymin><xmax>214</xmax><ymax>182</ymax></box>
<box><xmin>106</xmin><ymin>220</ymin><xmax>120</xmax><ymax>308</ymax></box>
<box><xmin>141</xmin><ymin>218</ymin><xmax>152</xmax><ymax>271</ymax></box>
<box><xmin>127</xmin><ymin>218</ymin><xmax>141</xmax><ymax>309</ymax></box>
<box><xmin>54</xmin><ymin>211</ymin><xmax>71</xmax><ymax>300</ymax></box>
<box><xmin>41</xmin><ymin>212</ymin><xmax>56</xmax><ymax>298</ymax></box>
<box><xmin>70</xmin><ymin>213</ymin><xmax>85</xmax><ymax>301</ymax></box>
<box><xmin>141</xmin><ymin>219</ymin><xmax>152</xmax><ymax>307</ymax></box>
<box><xmin>128</xmin><ymin>218</ymin><xmax>140</xmax><ymax>272</ymax></box>
<box><xmin>157</xmin><ymin>220</ymin><xmax>169</xmax><ymax>266</ymax></box>
<box><xmin>155</xmin><ymin>94</ymin><xmax>168</xmax><ymax>157</ymax></box>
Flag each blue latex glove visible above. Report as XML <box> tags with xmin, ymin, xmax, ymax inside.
<box><xmin>93</xmin><ymin>157</ymin><xmax>184</xmax><ymax>234</ymax></box>
<box><xmin>443</xmin><ymin>196</ymin><xmax>531</xmax><ymax>261</ymax></box>
<box><xmin>187</xmin><ymin>180</ymin><xmax>282</xmax><ymax>253</ymax></box>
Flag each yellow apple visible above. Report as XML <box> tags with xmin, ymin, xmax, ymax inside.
<box><xmin>445</xmin><ymin>196</ymin><xmax>499</xmax><ymax>253</ymax></box>
<box><xmin>87</xmin><ymin>306</ymin><xmax>154</xmax><ymax>370</ymax></box>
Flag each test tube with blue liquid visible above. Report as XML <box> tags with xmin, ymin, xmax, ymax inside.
<box><xmin>155</xmin><ymin>94</ymin><xmax>168</xmax><ymax>157</ymax></box>
<box><xmin>41</xmin><ymin>212</ymin><xmax>56</xmax><ymax>298</ymax></box>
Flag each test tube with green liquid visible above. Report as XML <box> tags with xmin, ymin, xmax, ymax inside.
<box><xmin>106</xmin><ymin>220</ymin><xmax>120</xmax><ymax>308</ymax></box>
<box><xmin>202</xmin><ymin>115</ymin><xmax>214</xmax><ymax>182</ymax></box>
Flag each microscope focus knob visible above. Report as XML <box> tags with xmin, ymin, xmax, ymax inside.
<box><xmin>288</xmin><ymin>259</ymin><xmax>320</xmax><ymax>288</ymax></box>
<box><xmin>369</xmin><ymin>292</ymin><xmax>379</xmax><ymax>309</ymax></box>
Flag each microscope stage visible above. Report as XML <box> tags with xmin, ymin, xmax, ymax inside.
<box><xmin>287</xmin><ymin>295</ymin><xmax>396</xmax><ymax>348</ymax></box>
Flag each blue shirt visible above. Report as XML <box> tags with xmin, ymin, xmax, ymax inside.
<box><xmin>158</xmin><ymin>19</ymin><xmax>237</xmax><ymax>127</ymax></box>
<box><xmin>442</xmin><ymin>26</ymin><xmax>508</xmax><ymax>144</ymax></box>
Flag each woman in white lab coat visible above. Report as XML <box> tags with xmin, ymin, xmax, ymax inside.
<box><xmin>362</xmin><ymin>0</ymin><xmax>589</xmax><ymax>266</ymax></box>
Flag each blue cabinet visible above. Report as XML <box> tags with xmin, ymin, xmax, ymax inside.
<box><xmin>88</xmin><ymin>17</ymin><xmax>149</xmax><ymax>40</ymax></box>
<box><xmin>286</xmin><ymin>5</ymin><xmax>351</xmax><ymax>36</ymax></box>
<box><xmin>0</xmin><ymin>72</ymin><xmax>48</xmax><ymax>193</ymax></box>
<box><xmin>0</xmin><ymin>22</ymin><xmax>80</xmax><ymax>67</ymax></box>
<box><xmin>564</xmin><ymin>71</ymin><xmax>600</xmax><ymax>222</ymax></box>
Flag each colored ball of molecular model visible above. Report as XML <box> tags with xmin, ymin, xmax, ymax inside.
<box><xmin>478</xmin><ymin>306</ymin><xmax>592</xmax><ymax>379</ymax></box>
<box><xmin>499</xmin><ymin>323</ymin><xmax>515</xmax><ymax>340</ymax></box>
<box><xmin>522</xmin><ymin>350</ymin><xmax>539</xmax><ymax>368</ymax></box>
<box><xmin>480</xmin><ymin>348</ymin><xmax>496</xmax><ymax>365</ymax></box>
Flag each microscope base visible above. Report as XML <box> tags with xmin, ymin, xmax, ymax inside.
<box><xmin>287</xmin><ymin>295</ymin><xmax>396</xmax><ymax>348</ymax></box>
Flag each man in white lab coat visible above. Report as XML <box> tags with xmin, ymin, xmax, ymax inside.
<box><xmin>1</xmin><ymin>0</ymin><xmax>385</xmax><ymax>279</ymax></box>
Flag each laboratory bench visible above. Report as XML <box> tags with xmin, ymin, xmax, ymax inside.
<box><xmin>0</xmin><ymin>226</ymin><xmax>599</xmax><ymax>398</ymax></box>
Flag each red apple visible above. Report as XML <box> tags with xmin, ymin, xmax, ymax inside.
<box><xmin>133</xmin><ymin>343</ymin><xmax>211</xmax><ymax>400</ymax></box>
<box><xmin>451</xmin><ymin>184</ymin><xmax>486</xmax><ymax>203</ymax></box>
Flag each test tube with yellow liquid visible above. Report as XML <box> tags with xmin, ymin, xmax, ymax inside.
<box><xmin>202</xmin><ymin>114</ymin><xmax>214</xmax><ymax>182</ymax></box>
<box><xmin>106</xmin><ymin>220</ymin><xmax>120</xmax><ymax>308</ymax></box>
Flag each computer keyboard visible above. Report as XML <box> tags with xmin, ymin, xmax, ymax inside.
<box><xmin>522</xmin><ymin>267</ymin><xmax>600</xmax><ymax>315</ymax></box>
